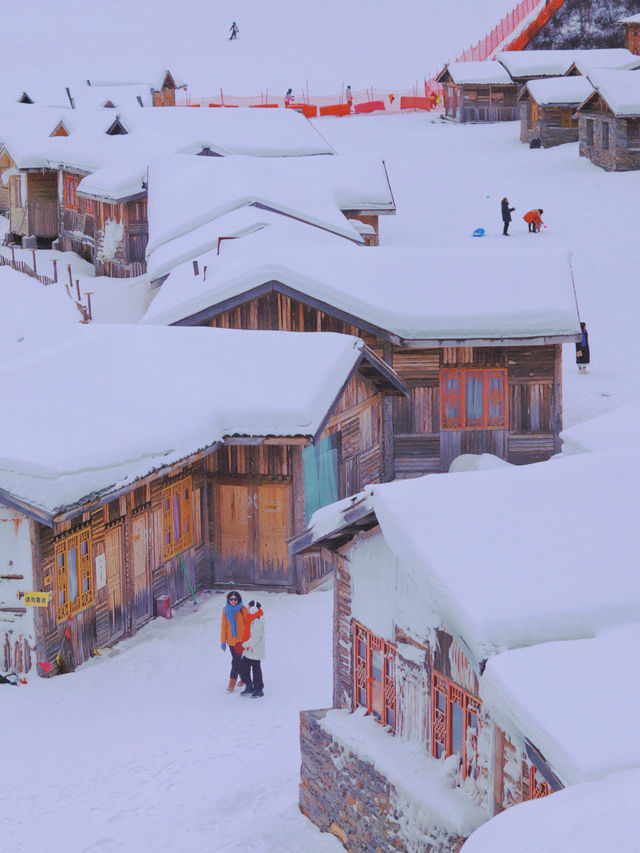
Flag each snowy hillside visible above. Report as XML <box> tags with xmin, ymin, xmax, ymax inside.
<box><xmin>0</xmin><ymin>0</ymin><xmax>530</xmax><ymax>97</ymax></box>
<box><xmin>530</xmin><ymin>0</ymin><xmax>640</xmax><ymax>48</ymax></box>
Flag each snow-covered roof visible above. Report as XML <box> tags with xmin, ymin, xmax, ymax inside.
<box><xmin>579</xmin><ymin>68</ymin><xmax>640</xmax><ymax>116</ymax></box>
<box><xmin>142</xmin><ymin>245</ymin><xmax>581</xmax><ymax>344</ymax></box>
<box><xmin>299</xmin><ymin>450</ymin><xmax>640</xmax><ymax>663</ymax></box>
<box><xmin>439</xmin><ymin>61</ymin><xmax>514</xmax><ymax>85</ymax></box>
<box><xmin>497</xmin><ymin>49</ymin><xmax>638</xmax><ymax>79</ymax></box>
<box><xmin>521</xmin><ymin>76</ymin><xmax>593</xmax><ymax>106</ymax></box>
<box><xmin>70</xmin><ymin>82</ymin><xmax>152</xmax><ymax>110</ymax></box>
<box><xmin>566</xmin><ymin>48</ymin><xmax>640</xmax><ymax>76</ymax></box>
<box><xmin>461</xmin><ymin>767</ymin><xmax>640</xmax><ymax>853</ymax></box>
<box><xmin>481</xmin><ymin>623</ymin><xmax>640</xmax><ymax>784</ymax></box>
<box><xmin>135</xmin><ymin>106</ymin><xmax>334</xmax><ymax>157</ymax></box>
<box><xmin>145</xmin><ymin>154</ymin><xmax>392</xmax><ymax>272</ymax></box>
<box><xmin>146</xmin><ymin>205</ymin><xmax>353</xmax><ymax>282</ymax></box>
<box><xmin>0</xmin><ymin>326</ymin><xmax>384</xmax><ymax>518</ymax></box>
<box><xmin>621</xmin><ymin>13</ymin><xmax>640</xmax><ymax>24</ymax></box>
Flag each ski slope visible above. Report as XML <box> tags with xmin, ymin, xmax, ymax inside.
<box><xmin>0</xmin><ymin>0</ymin><xmax>528</xmax><ymax>97</ymax></box>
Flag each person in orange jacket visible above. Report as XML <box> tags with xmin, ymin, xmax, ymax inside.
<box><xmin>220</xmin><ymin>590</ymin><xmax>248</xmax><ymax>692</ymax></box>
<box><xmin>524</xmin><ymin>208</ymin><xmax>544</xmax><ymax>233</ymax></box>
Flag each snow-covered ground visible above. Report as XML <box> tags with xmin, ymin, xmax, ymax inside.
<box><xmin>1</xmin><ymin>588</ymin><xmax>342</xmax><ymax>853</ymax></box>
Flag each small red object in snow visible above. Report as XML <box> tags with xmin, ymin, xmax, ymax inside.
<box><xmin>156</xmin><ymin>595</ymin><xmax>172</xmax><ymax>619</ymax></box>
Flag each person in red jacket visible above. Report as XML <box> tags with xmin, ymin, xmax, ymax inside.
<box><xmin>220</xmin><ymin>590</ymin><xmax>248</xmax><ymax>692</ymax></box>
<box><xmin>524</xmin><ymin>208</ymin><xmax>544</xmax><ymax>233</ymax></box>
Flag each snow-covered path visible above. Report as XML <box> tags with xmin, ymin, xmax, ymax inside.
<box><xmin>1</xmin><ymin>589</ymin><xmax>341</xmax><ymax>853</ymax></box>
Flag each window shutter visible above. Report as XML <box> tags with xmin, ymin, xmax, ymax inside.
<box><xmin>162</xmin><ymin>487</ymin><xmax>173</xmax><ymax>560</ymax></box>
<box><xmin>486</xmin><ymin>369</ymin><xmax>507</xmax><ymax>427</ymax></box>
<box><xmin>441</xmin><ymin>370</ymin><xmax>463</xmax><ymax>428</ymax></box>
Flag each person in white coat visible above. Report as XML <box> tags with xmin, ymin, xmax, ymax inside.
<box><xmin>240</xmin><ymin>601</ymin><xmax>266</xmax><ymax>698</ymax></box>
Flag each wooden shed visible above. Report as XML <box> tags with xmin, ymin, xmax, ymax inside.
<box><xmin>0</xmin><ymin>326</ymin><xmax>406</xmax><ymax>677</ymax></box>
<box><xmin>291</xmin><ymin>451</ymin><xmax>640</xmax><ymax>851</ymax></box>
<box><xmin>436</xmin><ymin>61</ymin><xmax>518</xmax><ymax>123</ymax></box>
<box><xmin>576</xmin><ymin>69</ymin><xmax>640</xmax><ymax>171</ymax></box>
<box><xmin>145</xmin><ymin>247</ymin><xmax>581</xmax><ymax>474</ymax></box>
<box><xmin>518</xmin><ymin>77</ymin><xmax>593</xmax><ymax>147</ymax></box>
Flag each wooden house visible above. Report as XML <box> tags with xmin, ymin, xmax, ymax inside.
<box><xmin>518</xmin><ymin>77</ymin><xmax>593</xmax><ymax>147</ymax></box>
<box><xmin>576</xmin><ymin>69</ymin><xmax>640</xmax><ymax>171</ymax></box>
<box><xmin>436</xmin><ymin>62</ymin><xmax>518</xmax><ymax>123</ymax></box>
<box><xmin>0</xmin><ymin>326</ymin><xmax>406</xmax><ymax>678</ymax></box>
<box><xmin>621</xmin><ymin>14</ymin><xmax>640</xmax><ymax>56</ymax></box>
<box><xmin>144</xmin><ymin>246</ymin><xmax>581</xmax><ymax>474</ymax></box>
<box><xmin>291</xmin><ymin>451</ymin><xmax>640</xmax><ymax>852</ymax></box>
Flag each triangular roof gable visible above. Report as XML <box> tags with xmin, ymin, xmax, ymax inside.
<box><xmin>171</xmin><ymin>279</ymin><xmax>401</xmax><ymax>343</ymax></box>
<box><xmin>436</xmin><ymin>65</ymin><xmax>453</xmax><ymax>84</ymax></box>
<box><xmin>50</xmin><ymin>120</ymin><xmax>70</xmax><ymax>137</ymax></box>
<box><xmin>577</xmin><ymin>89</ymin><xmax>615</xmax><ymax>115</ymax></box>
<box><xmin>105</xmin><ymin>116</ymin><xmax>129</xmax><ymax>135</ymax></box>
<box><xmin>18</xmin><ymin>92</ymin><xmax>34</xmax><ymax>104</ymax></box>
<box><xmin>161</xmin><ymin>71</ymin><xmax>176</xmax><ymax>91</ymax></box>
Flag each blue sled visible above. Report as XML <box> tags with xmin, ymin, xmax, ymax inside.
<box><xmin>472</xmin><ymin>228</ymin><xmax>485</xmax><ymax>237</ymax></box>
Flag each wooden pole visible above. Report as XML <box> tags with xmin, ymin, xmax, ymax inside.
<box><xmin>10</xmin><ymin>245</ymin><xmax>15</xmax><ymax>266</ymax></box>
<box><xmin>52</xmin><ymin>259</ymin><xmax>57</xmax><ymax>282</ymax></box>
<box><xmin>75</xmin><ymin>279</ymin><xmax>81</xmax><ymax>301</ymax></box>
<box><xmin>31</xmin><ymin>249</ymin><xmax>37</xmax><ymax>275</ymax></box>
<box><xmin>85</xmin><ymin>292</ymin><xmax>93</xmax><ymax>321</ymax></box>
<box><xmin>68</xmin><ymin>264</ymin><xmax>73</xmax><ymax>287</ymax></box>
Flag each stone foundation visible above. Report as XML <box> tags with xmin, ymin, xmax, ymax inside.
<box><xmin>299</xmin><ymin>709</ymin><xmax>467</xmax><ymax>853</ymax></box>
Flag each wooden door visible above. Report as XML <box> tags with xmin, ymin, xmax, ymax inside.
<box><xmin>105</xmin><ymin>526</ymin><xmax>125</xmax><ymax>641</ymax></box>
<box><xmin>216</xmin><ymin>484</ymin><xmax>254</xmax><ymax>583</ymax></box>
<box><xmin>256</xmin><ymin>483</ymin><xmax>291</xmax><ymax>584</ymax></box>
<box><xmin>132</xmin><ymin>512</ymin><xmax>152</xmax><ymax>627</ymax></box>
<box><xmin>215</xmin><ymin>482</ymin><xmax>292</xmax><ymax>586</ymax></box>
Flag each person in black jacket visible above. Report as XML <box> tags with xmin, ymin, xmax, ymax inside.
<box><xmin>576</xmin><ymin>321</ymin><xmax>590</xmax><ymax>374</ymax></box>
<box><xmin>501</xmin><ymin>198</ymin><xmax>515</xmax><ymax>236</ymax></box>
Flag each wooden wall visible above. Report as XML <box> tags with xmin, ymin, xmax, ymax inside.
<box><xmin>204</xmin><ymin>293</ymin><xmax>563</xmax><ymax>474</ymax></box>
<box><xmin>579</xmin><ymin>108</ymin><xmax>640</xmax><ymax>172</ymax></box>
<box><xmin>520</xmin><ymin>100</ymin><xmax>580</xmax><ymax>148</ymax></box>
<box><xmin>26</xmin><ymin>171</ymin><xmax>58</xmax><ymax>238</ymax></box>
<box><xmin>32</xmin><ymin>460</ymin><xmax>210</xmax><ymax>674</ymax></box>
<box><xmin>205</xmin><ymin>370</ymin><xmax>385</xmax><ymax>593</ymax></box>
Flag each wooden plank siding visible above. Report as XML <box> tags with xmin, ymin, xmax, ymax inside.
<box><xmin>205</xmin><ymin>371</ymin><xmax>385</xmax><ymax>592</ymax></box>
<box><xmin>197</xmin><ymin>292</ymin><xmax>564</xmax><ymax>475</ymax></box>
<box><xmin>60</xmin><ymin>183</ymin><xmax>148</xmax><ymax>276</ymax></box>
<box><xmin>30</xmin><ymin>460</ymin><xmax>211</xmax><ymax>674</ymax></box>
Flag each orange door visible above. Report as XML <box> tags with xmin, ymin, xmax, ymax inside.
<box><xmin>256</xmin><ymin>483</ymin><xmax>291</xmax><ymax>583</ymax></box>
<box><xmin>132</xmin><ymin>513</ymin><xmax>152</xmax><ymax>627</ymax></box>
<box><xmin>105</xmin><ymin>526</ymin><xmax>125</xmax><ymax>641</ymax></box>
<box><xmin>216</xmin><ymin>484</ymin><xmax>254</xmax><ymax>583</ymax></box>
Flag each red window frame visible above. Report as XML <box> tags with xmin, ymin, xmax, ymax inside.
<box><xmin>353</xmin><ymin>621</ymin><xmax>396</xmax><ymax>731</ymax></box>
<box><xmin>83</xmin><ymin>197</ymin><xmax>95</xmax><ymax>215</ymax></box>
<box><xmin>63</xmin><ymin>175</ymin><xmax>79</xmax><ymax>210</ymax></box>
<box><xmin>441</xmin><ymin>368</ymin><xmax>507</xmax><ymax>430</ymax></box>
<box><xmin>431</xmin><ymin>672</ymin><xmax>481</xmax><ymax>779</ymax></box>
<box><xmin>527</xmin><ymin>764</ymin><xmax>551</xmax><ymax>799</ymax></box>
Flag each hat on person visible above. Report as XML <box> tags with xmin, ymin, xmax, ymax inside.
<box><xmin>248</xmin><ymin>600</ymin><xmax>262</xmax><ymax>614</ymax></box>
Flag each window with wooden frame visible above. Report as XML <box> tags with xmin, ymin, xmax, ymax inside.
<box><xmin>560</xmin><ymin>109</ymin><xmax>578</xmax><ymax>129</ymax></box>
<box><xmin>353</xmin><ymin>621</ymin><xmax>396</xmax><ymax>731</ymax></box>
<box><xmin>431</xmin><ymin>673</ymin><xmax>481</xmax><ymax>779</ymax></box>
<box><xmin>601</xmin><ymin>121</ymin><xmax>610</xmax><ymax>150</ymax></box>
<box><xmin>82</xmin><ymin>197</ymin><xmax>95</xmax><ymax>216</ymax></box>
<box><xmin>55</xmin><ymin>528</ymin><xmax>93</xmax><ymax>622</ymax></box>
<box><xmin>63</xmin><ymin>175</ymin><xmax>79</xmax><ymax>210</ymax></box>
<box><xmin>162</xmin><ymin>476</ymin><xmax>194</xmax><ymax>560</ymax></box>
<box><xmin>441</xmin><ymin>368</ymin><xmax>507</xmax><ymax>430</ymax></box>
<box><xmin>525</xmin><ymin>763</ymin><xmax>551</xmax><ymax>799</ymax></box>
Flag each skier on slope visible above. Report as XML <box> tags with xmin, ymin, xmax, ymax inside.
<box><xmin>284</xmin><ymin>88</ymin><xmax>294</xmax><ymax>107</ymax></box>
<box><xmin>229</xmin><ymin>21</ymin><xmax>239</xmax><ymax>40</ymax></box>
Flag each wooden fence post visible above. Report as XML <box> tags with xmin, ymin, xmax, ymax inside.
<box><xmin>52</xmin><ymin>259</ymin><xmax>58</xmax><ymax>283</ymax></box>
<box><xmin>31</xmin><ymin>249</ymin><xmax>37</xmax><ymax>275</ymax></box>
